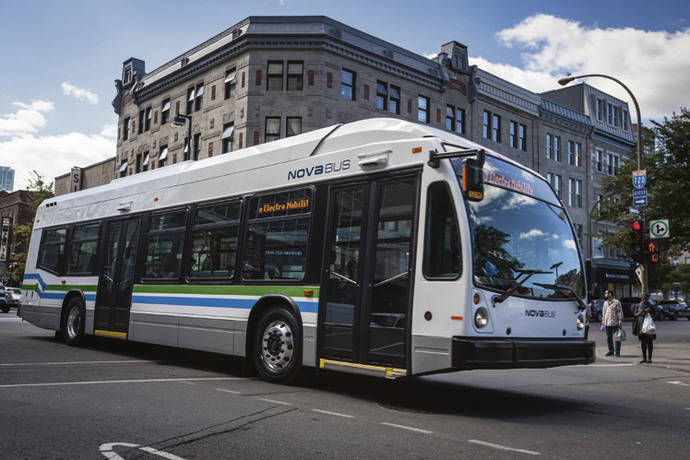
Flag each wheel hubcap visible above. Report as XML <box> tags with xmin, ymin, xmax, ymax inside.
<box><xmin>66</xmin><ymin>306</ymin><xmax>81</xmax><ymax>339</ymax></box>
<box><xmin>260</xmin><ymin>320</ymin><xmax>294</xmax><ymax>373</ymax></box>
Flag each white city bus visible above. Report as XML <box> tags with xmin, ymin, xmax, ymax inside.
<box><xmin>20</xmin><ymin>118</ymin><xmax>594</xmax><ymax>383</ymax></box>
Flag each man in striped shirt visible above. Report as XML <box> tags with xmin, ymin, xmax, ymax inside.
<box><xmin>602</xmin><ymin>289</ymin><xmax>624</xmax><ymax>357</ymax></box>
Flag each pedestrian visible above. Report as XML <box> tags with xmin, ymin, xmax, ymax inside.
<box><xmin>634</xmin><ymin>294</ymin><xmax>657</xmax><ymax>363</ymax></box>
<box><xmin>602</xmin><ymin>289</ymin><xmax>623</xmax><ymax>357</ymax></box>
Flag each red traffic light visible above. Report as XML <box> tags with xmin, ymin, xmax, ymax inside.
<box><xmin>629</xmin><ymin>221</ymin><xmax>641</xmax><ymax>231</ymax></box>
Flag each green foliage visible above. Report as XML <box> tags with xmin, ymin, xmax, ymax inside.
<box><xmin>663</xmin><ymin>264</ymin><xmax>690</xmax><ymax>295</ymax></box>
<box><xmin>593</xmin><ymin>108</ymin><xmax>690</xmax><ymax>291</ymax></box>
<box><xmin>10</xmin><ymin>171</ymin><xmax>53</xmax><ymax>283</ymax></box>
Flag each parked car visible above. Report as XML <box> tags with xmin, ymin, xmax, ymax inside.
<box><xmin>658</xmin><ymin>300</ymin><xmax>689</xmax><ymax>320</ymax></box>
<box><xmin>677</xmin><ymin>302</ymin><xmax>690</xmax><ymax>320</ymax></box>
<box><xmin>0</xmin><ymin>285</ymin><xmax>9</xmax><ymax>313</ymax></box>
<box><xmin>619</xmin><ymin>297</ymin><xmax>641</xmax><ymax>319</ymax></box>
<box><xmin>588</xmin><ymin>299</ymin><xmax>604</xmax><ymax>322</ymax></box>
<box><xmin>6</xmin><ymin>287</ymin><xmax>21</xmax><ymax>310</ymax></box>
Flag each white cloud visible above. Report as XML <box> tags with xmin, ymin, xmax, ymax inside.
<box><xmin>99</xmin><ymin>124</ymin><xmax>117</xmax><ymax>139</ymax></box>
<box><xmin>471</xmin><ymin>14</ymin><xmax>690</xmax><ymax>119</ymax></box>
<box><xmin>520</xmin><ymin>229</ymin><xmax>545</xmax><ymax>239</ymax></box>
<box><xmin>0</xmin><ymin>100</ymin><xmax>54</xmax><ymax>137</ymax></box>
<box><xmin>1</xmin><ymin>132</ymin><xmax>114</xmax><ymax>190</ymax></box>
<box><xmin>563</xmin><ymin>239</ymin><xmax>577</xmax><ymax>250</ymax></box>
<box><xmin>61</xmin><ymin>82</ymin><xmax>99</xmax><ymax>105</ymax></box>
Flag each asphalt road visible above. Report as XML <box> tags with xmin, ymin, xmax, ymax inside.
<box><xmin>1</xmin><ymin>313</ymin><xmax>689</xmax><ymax>459</ymax></box>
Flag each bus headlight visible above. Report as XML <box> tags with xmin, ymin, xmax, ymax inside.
<box><xmin>576</xmin><ymin>314</ymin><xmax>585</xmax><ymax>330</ymax></box>
<box><xmin>474</xmin><ymin>307</ymin><xmax>489</xmax><ymax>328</ymax></box>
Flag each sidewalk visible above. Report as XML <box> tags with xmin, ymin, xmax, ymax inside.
<box><xmin>589</xmin><ymin>322</ymin><xmax>690</xmax><ymax>373</ymax></box>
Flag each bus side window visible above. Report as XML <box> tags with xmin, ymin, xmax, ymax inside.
<box><xmin>68</xmin><ymin>223</ymin><xmax>100</xmax><ymax>274</ymax></box>
<box><xmin>37</xmin><ymin>227</ymin><xmax>68</xmax><ymax>274</ymax></box>
<box><xmin>423</xmin><ymin>181</ymin><xmax>461</xmax><ymax>279</ymax></box>
<box><xmin>144</xmin><ymin>210</ymin><xmax>187</xmax><ymax>280</ymax></box>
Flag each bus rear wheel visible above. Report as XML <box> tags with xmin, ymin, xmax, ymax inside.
<box><xmin>253</xmin><ymin>307</ymin><xmax>301</xmax><ymax>384</ymax></box>
<box><xmin>62</xmin><ymin>298</ymin><xmax>85</xmax><ymax>346</ymax></box>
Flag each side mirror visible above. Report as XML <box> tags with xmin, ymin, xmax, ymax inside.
<box><xmin>462</xmin><ymin>151</ymin><xmax>485</xmax><ymax>201</ymax></box>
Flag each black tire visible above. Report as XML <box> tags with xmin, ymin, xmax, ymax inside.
<box><xmin>1</xmin><ymin>306</ymin><xmax>9</xmax><ymax>314</ymax></box>
<box><xmin>252</xmin><ymin>306</ymin><xmax>302</xmax><ymax>384</ymax></box>
<box><xmin>61</xmin><ymin>297</ymin><xmax>85</xmax><ymax>346</ymax></box>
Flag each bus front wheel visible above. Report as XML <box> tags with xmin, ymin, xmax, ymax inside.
<box><xmin>253</xmin><ymin>306</ymin><xmax>302</xmax><ymax>384</ymax></box>
<box><xmin>62</xmin><ymin>298</ymin><xmax>85</xmax><ymax>346</ymax></box>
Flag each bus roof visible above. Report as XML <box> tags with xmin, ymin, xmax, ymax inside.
<box><xmin>37</xmin><ymin>118</ymin><xmax>534</xmax><ymax>227</ymax></box>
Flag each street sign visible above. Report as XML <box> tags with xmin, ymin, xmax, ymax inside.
<box><xmin>632</xmin><ymin>170</ymin><xmax>646</xmax><ymax>188</ymax></box>
<box><xmin>649</xmin><ymin>219</ymin><xmax>669</xmax><ymax>238</ymax></box>
<box><xmin>633</xmin><ymin>196</ymin><xmax>647</xmax><ymax>207</ymax></box>
<box><xmin>632</xmin><ymin>188</ymin><xmax>647</xmax><ymax>199</ymax></box>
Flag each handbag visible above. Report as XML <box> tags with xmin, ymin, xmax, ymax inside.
<box><xmin>642</xmin><ymin>313</ymin><xmax>656</xmax><ymax>335</ymax></box>
<box><xmin>632</xmin><ymin>316</ymin><xmax>640</xmax><ymax>336</ymax></box>
<box><xmin>614</xmin><ymin>327</ymin><xmax>626</xmax><ymax>342</ymax></box>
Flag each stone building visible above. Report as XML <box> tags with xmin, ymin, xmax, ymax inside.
<box><xmin>54</xmin><ymin>157</ymin><xmax>116</xmax><ymax>196</ymax></box>
<box><xmin>54</xmin><ymin>15</ymin><xmax>636</xmax><ymax>288</ymax></box>
<box><xmin>0</xmin><ymin>190</ymin><xmax>35</xmax><ymax>284</ymax></box>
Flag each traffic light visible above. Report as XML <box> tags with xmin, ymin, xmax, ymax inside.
<box><xmin>648</xmin><ymin>241</ymin><xmax>659</xmax><ymax>263</ymax></box>
<box><xmin>629</xmin><ymin>220</ymin><xmax>645</xmax><ymax>263</ymax></box>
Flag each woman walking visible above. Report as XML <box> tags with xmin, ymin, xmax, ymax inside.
<box><xmin>634</xmin><ymin>294</ymin><xmax>657</xmax><ymax>363</ymax></box>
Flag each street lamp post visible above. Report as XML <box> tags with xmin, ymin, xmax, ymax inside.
<box><xmin>558</xmin><ymin>74</ymin><xmax>647</xmax><ymax>295</ymax></box>
<box><xmin>172</xmin><ymin>114</ymin><xmax>193</xmax><ymax>161</ymax></box>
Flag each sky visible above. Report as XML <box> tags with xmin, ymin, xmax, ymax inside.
<box><xmin>1</xmin><ymin>0</ymin><xmax>689</xmax><ymax>190</ymax></box>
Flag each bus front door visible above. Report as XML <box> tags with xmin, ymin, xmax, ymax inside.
<box><xmin>319</xmin><ymin>175</ymin><xmax>418</xmax><ymax>371</ymax></box>
<box><xmin>94</xmin><ymin>218</ymin><xmax>140</xmax><ymax>338</ymax></box>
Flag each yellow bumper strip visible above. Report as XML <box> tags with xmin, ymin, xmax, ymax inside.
<box><xmin>319</xmin><ymin>358</ymin><xmax>406</xmax><ymax>378</ymax></box>
<box><xmin>94</xmin><ymin>329</ymin><xmax>127</xmax><ymax>339</ymax></box>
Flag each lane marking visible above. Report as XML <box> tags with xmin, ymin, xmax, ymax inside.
<box><xmin>667</xmin><ymin>381</ymin><xmax>689</xmax><ymax>386</ymax></box>
<box><xmin>178</xmin><ymin>381</ymin><xmax>197</xmax><ymax>386</ymax></box>
<box><xmin>571</xmin><ymin>363</ymin><xmax>634</xmax><ymax>367</ymax></box>
<box><xmin>99</xmin><ymin>442</ymin><xmax>186</xmax><ymax>460</ymax></box>
<box><xmin>468</xmin><ymin>439</ymin><xmax>540</xmax><ymax>456</ymax></box>
<box><xmin>216</xmin><ymin>388</ymin><xmax>242</xmax><ymax>395</ymax></box>
<box><xmin>0</xmin><ymin>377</ymin><xmax>250</xmax><ymax>389</ymax></box>
<box><xmin>311</xmin><ymin>408</ymin><xmax>355</xmax><ymax>418</ymax></box>
<box><xmin>380</xmin><ymin>422</ymin><xmax>433</xmax><ymax>434</ymax></box>
<box><xmin>256</xmin><ymin>398</ymin><xmax>292</xmax><ymax>406</ymax></box>
<box><xmin>0</xmin><ymin>360</ymin><xmax>156</xmax><ymax>367</ymax></box>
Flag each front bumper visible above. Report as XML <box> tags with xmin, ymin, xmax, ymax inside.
<box><xmin>452</xmin><ymin>337</ymin><xmax>595</xmax><ymax>370</ymax></box>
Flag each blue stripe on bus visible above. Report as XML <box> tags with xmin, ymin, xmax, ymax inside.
<box><xmin>131</xmin><ymin>294</ymin><xmax>319</xmax><ymax>313</ymax></box>
<box><xmin>23</xmin><ymin>273</ymin><xmax>47</xmax><ymax>292</ymax></box>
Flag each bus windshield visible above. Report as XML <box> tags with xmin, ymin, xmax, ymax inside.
<box><xmin>453</xmin><ymin>156</ymin><xmax>584</xmax><ymax>299</ymax></box>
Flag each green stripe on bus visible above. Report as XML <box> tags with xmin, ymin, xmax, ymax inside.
<box><xmin>21</xmin><ymin>284</ymin><xmax>38</xmax><ymax>292</ymax></box>
<box><xmin>45</xmin><ymin>284</ymin><xmax>98</xmax><ymax>292</ymax></box>
<box><xmin>132</xmin><ymin>284</ymin><xmax>320</xmax><ymax>297</ymax></box>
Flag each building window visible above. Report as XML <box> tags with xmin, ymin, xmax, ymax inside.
<box><xmin>135</xmin><ymin>154</ymin><xmax>142</xmax><ymax>173</ymax></box>
<box><xmin>519</xmin><ymin>124</ymin><xmax>526</xmax><ymax>151</ymax></box>
<box><xmin>595</xmin><ymin>149</ymin><xmax>603</xmax><ymax>172</ymax></box>
<box><xmin>142</xmin><ymin>152</ymin><xmax>149</xmax><ymax>172</ymax></box>
<box><xmin>569</xmin><ymin>178</ymin><xmax>575</xmax><ymax>207</ymax></box>
<box><xmin>186</xmin><ymin>87</ymin><xmax>195</xmax><ymax>114</ymax></box>
<box><xmin>195</xmin><ymin>83</ymin><xmax>204</xmax><ymax>111</ymax></box>
<box><xmin>568</xmin><ymin>140</ymin><xmax>575</xmax><ymax>165</ymax></box>
<box><xmin>509</xmin><ymin>121</ymin><xmax>517</xmax><ymax>148</ymax></box>
<box><xmin>483</xmin><ymin>111</ymin><xmax>490</xmax><ymax>138</ymax></box>
<box><xmin>122</xmin><ymin>117</ymin><xmax>130</xmax><ymax>141</ymax></box>
<box><xmin>456</xmin><ymin>108</ymin><xmax>466</xmax><ymax>134</ymax></box>
<box><xmin>224</xmin><ymin>68</ymin><xmax>237</xmax><ymax>99</ymax></box>
<box><xmin>576</xmin><ymin>224</ymin><xmax>583</xmax><ymax>242</ymax></box>
<box><xmin>267</xmin><ymin>61</ymin><xmax>283</xmax><ymax>91</ymax></box>
<box><xmin>265</xmin><ymin>117</ymin><xmax>281</xmax><ymax>142</ymax></box>
<box><xmin>418</xmin><ymin>95</ymin><xmax>430</xmax><ymax>123</ymax></box>
<box><xmin>145</xmin><ymin>107</ymin><xmax>151</xmax><ymax>132</ymax></box>
<box><xmin>575</xmin><ymin>143</ymin><xmax>582</xmax><ymax>166</ymax></box>
<box><xmin>446</xmin><ymin>105</ymin><xmax>455</xmax><ymax>131</ymax></box>
<box><xmin>548</xmin><ymin>173</ymin><xmax>562</xmax><ymax>198</ymax></box>
<box><xmin>193</xmin><ymin>133</ymin><xmax>201</xmax><ymax>161</ymax></box>
<box><xmin>608</xmin><ymin>153</ymin><xmax>619</xmax><ymax>175</ymax></box>
<box><xmin>161</xmin><ymin>99</ymin><xmax>170</xmax><ymax>125</ymax></box>
<box><xmin>554</xmin><ymin>136</ymin><xmax>561</xmax><ymax>161</ymax></box>
<box><xmin>491</xmin><ymin>114</ymin><xmax>500</xmax><ymax>142</ymax></box>
<box><xmin>596</xmin><ymin>98</ymin><xmax>604</xmax><ymax>121</ymax></box>
<box><xmin>286</xmin><ymin>61</ymin><xmax>303</xmax><ymax>91</ymax></box>
<box><xmin>158</xmin><ymin>145</ymin><xmax>168</xmax><ymax>167</ymax></box>
<box><xmin>341</xmin><ymin>69</ymin><xmax>355</xmax><ymax>100</ymax></box>
<box><xmin>597</xmin><ymin>193</ymin><xmax>603</xmax><ymax>211</ymax></box>
<box><xmin>138</xmin><ymin>109</ymin><xmax>145</xmax><ymax>134</ymax></box>
<box><xmin>376</xmin><ymin>81</ymin><xmax>387</xmax><ymax>110</ymax></box>
<box><xmin>546</xmin><ymin>133</ymin><xmax>552</xmax><ymax>159</ymax></box>
<box><xmin>221</xmin><ymin>123</ymin><xmax>234</xmax><ymax>153</ymax></box>
<box><xmin>576</xmin><ymin>179</ymin><xmax>582</xmax><ymax>207</ymax></box>
<box><xmin>389</xmin><ymin>85</ymin><xmax>400</xmax><ymax>114</ymax></box>
<box><xmin>286</xmin><ymin>117</ymin><xmax>302</xmax><ymax>137</ymax></box>
<box><xmin>119</xmin><ymin>160</ymin><xmax>128</xmax><ymax>178</ymax></box>
<box><xmin>623</xmin><ymin>110</ymin><xmax>629</xmax><ymax>130</ymax></box>
<box><xmin>607</xmin><ymin>103</ymin><xmax>613</xmax><ymax>125</ymax></box>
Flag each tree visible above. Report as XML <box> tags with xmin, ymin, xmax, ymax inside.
<box><xmin>593</xmin><ymin>108</ymin><xmax>690</xmax><ymax>291</ymax></box>
<box><xmin>10</xmin><ymin>171</ymin><xmax>53</xmax><ymax>283</ymax></box>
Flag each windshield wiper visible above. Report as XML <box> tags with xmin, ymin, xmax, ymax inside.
<box><xmin>533</xmin><ymin>282</ymin><xmax>587</xmax><ymax>311</ymax></box>
<box><xmin>492</xmin><ymin>269</ymin><xmax>552</xmax><ymax>305</ymax></box>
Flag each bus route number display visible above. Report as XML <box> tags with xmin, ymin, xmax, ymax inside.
<box><xmin>251</xmin><ymin>188</ymin><xmax>312</xmax><ymax>219</ymax></box>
